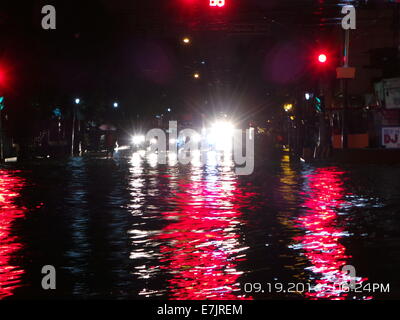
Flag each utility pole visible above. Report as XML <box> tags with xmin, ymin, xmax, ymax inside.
<box><xmin>71</xmin><ymin>107</ymin><xmax>75</xmax><ymax>157</ymax></box>
<box><xmin>0</xmin><ymin>108</ymin><xmax>3</xmax><ymax>162</ymax></box>
<box><xmin>0</xmin><ymin>96</ymin><xmax>5</xmax><ymax>162</ymax></box>
<box><xmin>71</xmin><ymin>98</ymin><xmax>80</xmax><ymax>157</ymax></box>
<box><xmin>342</xmin><ymin>29</ymin><xmax>350</xmax><ymax>149</ymax></box>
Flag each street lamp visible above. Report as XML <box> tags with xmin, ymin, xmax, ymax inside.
<box><xmin>182</xmin><ymin>37</ymin><xmax>191</xmax><ymax>45</ymax></box>
<box><xmin>283</xmin><ymin>103</ymin><xmax>294</xmax><ymax>151</ymax></box>
<box><xmin>75</xmin><ymin>98</ymin><xmax>80</xmax><ymax>104</ymax></box>
<box><xmin>193</xmin><ymin>73</ymin><xmax>200</xmax><ymax>79</ymax></box>
<box><xmin>113</xmin><ymin>102</ymin><xmax>119</xmax><ymax>108</ymax></box>
<box><xmin>283</xmin><ymin>103</ymin><xmax>293</xmax><ymax>113</ymax></box>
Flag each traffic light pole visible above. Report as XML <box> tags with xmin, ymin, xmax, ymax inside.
<box><xmin>0</xmin><ymin>108</ymin><xmax>3</xmax><ymax>162</ymax></box>
<box><xmin>342</xmin><ymin>29</ymin><xmax>350</xmax><ymax>149</ymax></box>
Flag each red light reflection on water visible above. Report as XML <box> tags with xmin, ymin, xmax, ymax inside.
<box><xmin>0</xmin><ymin>171</ymin><xmax>26</xmax><ymax>299</ymax></box>
<box><xmin>156</xmin><ymin>173</ymin><xmax>251</xmax><ymax>300</ymax></box>
<box><xmin>294</xmin><ymin>168</ymin><xmax>369</xmax><ymax>300</ymax></box>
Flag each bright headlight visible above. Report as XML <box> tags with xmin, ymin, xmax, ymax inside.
<box><xmin>132</xmin><ymin>135</ymin><xmax>145</xmax><ymax>145</ymax></box>
<box><xmin>208</xmin><ymin>121</ymin><xmax>234</xmax><ymax>150</ymax></box>
<box><xmin>211</xmin><ymin>121</ymin><xmax>234</xmax><ymax>134</ymax></box>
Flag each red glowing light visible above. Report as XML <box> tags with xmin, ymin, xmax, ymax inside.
<box><xmin>318</xmin><ymin>53</ymin><xmax>327</xmax><ymax>63</ymax></box>
<box><xmin>0</xmin><ymin>68</ymin><xmax>6</xmax><ymax>86</ymax></box>
<box><xmin>210</xmin><ymin>0</ymin><xmax>225</xmax><ymax>7</ymax></box>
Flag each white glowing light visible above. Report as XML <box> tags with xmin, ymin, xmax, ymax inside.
<box><xmin>115</xmin><ymin>145</ymin><xmax>130</xmax><ymax>151</ymax></box>
<box><xmin>131</xmin><ymin>153</ymin><xmax>142</xmax><ymax>166</ymax></box>
<box><xmin>208</xmin><ymin>121</ymin><xmax>234</xmax><ymax>151</ymax></box>
<box><xmin>148</xmin><ymin>153</ymin><xmax>158</xmax><ymax>167</ymax></box>
<box><xmin>132</xmin><ymin>135</ymin><xmax>145</xmax><ymax>145</ymax></box>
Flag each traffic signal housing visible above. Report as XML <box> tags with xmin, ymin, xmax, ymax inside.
<box><xmin>314</xmin><ymin>96</ymin><xmax>325</xmax><ymax>113</ymax></box>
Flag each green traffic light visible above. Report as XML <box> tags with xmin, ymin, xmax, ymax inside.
<box><xmin>314</xmin><ymin>96</ymin><xmax>325</xmax><ymax>113</ymax></box>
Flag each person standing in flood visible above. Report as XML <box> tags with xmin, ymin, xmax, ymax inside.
<box><xmin>105</xmin><ymin>130</ymin><xmax>117</xmax><ymax>158</ymax></box>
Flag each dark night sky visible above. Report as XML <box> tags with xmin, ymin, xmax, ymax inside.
<box><xmin>0</xmin><ymin>0</ymin><xmax>392</xmax><ymax>133</ymax></box>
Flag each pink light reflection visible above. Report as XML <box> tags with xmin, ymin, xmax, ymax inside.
<box><xmin>0</xmin><ymin>170</ymin><xmax>27</xmax><ymax>299</ymax></box>
<box><xmin>156</xmin><ymin>172</ymin><xmax>251</xmax><ymax>300</ymax></box>
<box><xmin>294</xmin><ymin>168</ymin><xmax>370</xmax><ymax>300</ymax></box>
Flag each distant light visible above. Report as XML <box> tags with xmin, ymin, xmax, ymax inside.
<box><xmin>193</xmin><ymin>73</ymin><xmax>200</xmax><ymax>79</ymax></box>
<box><xmin>75</xmin><ymin>98</ymin><xmax>80</xmax><ymax>104</ymax></box>
<box><xmin>183</xmin><ymin>37</ymin><xmax>191</xmax><ymax>44</ymax></box>
<box><xmin>167</xmin><ymin>108</ymin><xmax>171</xmax><ymax>112</ymax></box>
<box><xmin>305</xmin><ymin>93</ymin><xmax>311</xmax><ymax>100</ymax></box>
<box><xmin>208</xmin><ymin>120</ymin><xmax>234</xmax><ymax>151</ymax></box>
<box><xmin>115</xmin><ymin>145</ymin><xmax>130</xmax><ymax>151</ymax></box>
<box><xmin>113</xmin><ymin>102</ymin><xmax>119</xmax><ymax>108</ymax></box>
<box><xmin>283</xmin><ymin>103</ymin><xmax>294</xmax><ymax>112</ymax></box>
<box><xmin>132</xmin><ymin>135</ymin><xmax>145</xmax><ymax>145</ymax></box>
<box><xmin>318</xmin><ymin>54</ymin><xmax>327</xmax><ymax>63</ymax></box>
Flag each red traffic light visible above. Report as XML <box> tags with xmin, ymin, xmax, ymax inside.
<box><xmin>0</xmin><ymin>63</ymin><xmax>13</xmax><ymax>90</ymax></box>
<box><xmin>0</xmin><ymin>67</ymin><xmax>6</xmax><ymax>87</ymax></box>
<box><xmin>318</xmin><ymin>53</ymin><xmax>327</xmax><ymax>63</ymax></box>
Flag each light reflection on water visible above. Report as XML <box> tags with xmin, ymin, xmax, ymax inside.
<box><xmin>0</xmin><ymin>151</ymin><xmax>398</xmax><ymax>299</ymax></box>
<box><xmin>293</xmin><ymin>167</ymin><xmax>369</xmax><ymax>300</ymax></box>
<box><xmin>156</xmin><ymin>166</ymin><xmax>250</xmax><ymax>300</ymax></box>
<box><xmin>279</xmin><ymin>155</ymin><xmax>371</xmax><ymax>300</ymax></box>
<box><xmin>0</xmin><ymin>170</ymin><xmax>27</xmax><ymax>299</ymax></box>
<box><xmin>128</xmin><ymin>151</ymin><xmax>251</xmax><ymax>300</ymax></box>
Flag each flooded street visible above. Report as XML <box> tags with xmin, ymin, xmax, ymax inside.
<box><xmin>1</xmin><ymin>151</ymin><xmax>399</xmax><ymax>300</ymax></box>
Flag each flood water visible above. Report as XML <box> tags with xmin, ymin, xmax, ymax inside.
<box><xmin>0</xmin><ymin>151</ymin><xmax>399</xmax><ymax>300</ymax></box>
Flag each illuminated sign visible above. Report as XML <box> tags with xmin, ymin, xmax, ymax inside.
<box><xmin>382</xmin><ymin>127</ymin><xmax>400</xmax><ymax>149</ymax></box>
<box><xmin>210</xmin><ymin>0</ymin><xmax>225</xmax><ymax>7</ymax></box>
